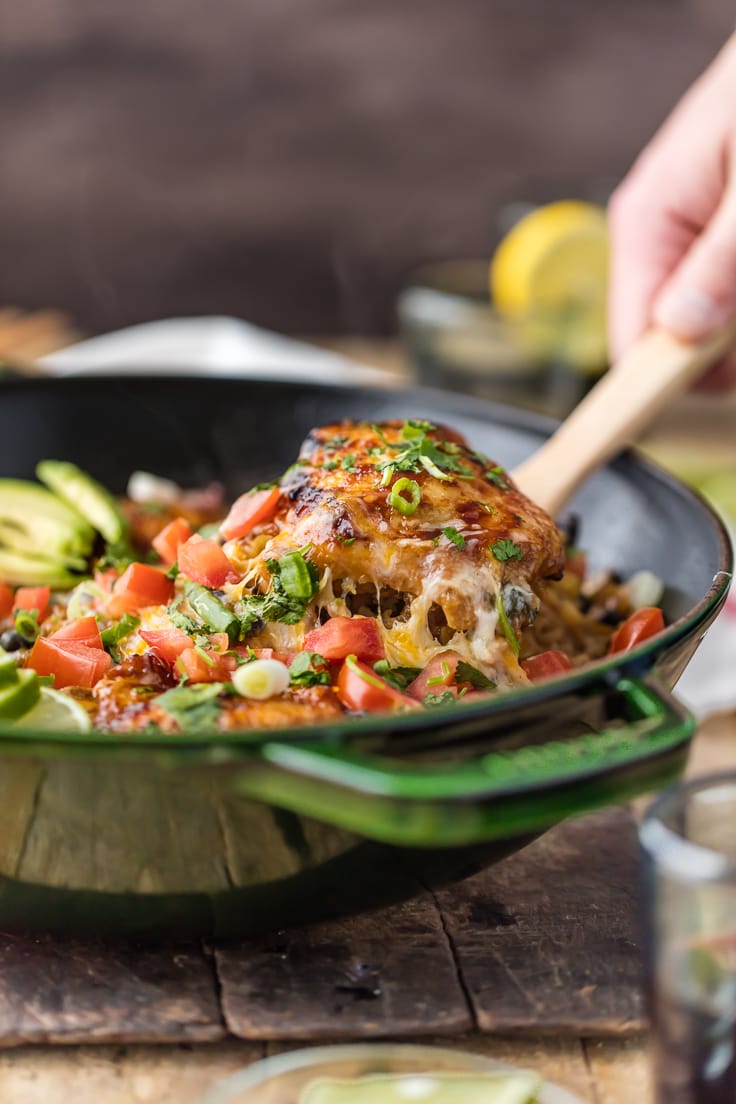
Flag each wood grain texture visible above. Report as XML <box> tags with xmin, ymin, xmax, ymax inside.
<box><xmin>0</xmin><ymin>1041</ymin><xmax>264</xmax><ymax>1104</ymax></box>
<box><xmin>217</xmin><ymin>890</ymin><xmax>473</xmax><ymax>1040</ymax></box>
<box><xmin>431</xmin><ymin>808</ymin><xmax>645</xmax><ymax>1035</ymax></box>
<box><xmin>0</xmin><ymin>935</ymin><xmax>225</xmax><ymax>1045</ymax></box>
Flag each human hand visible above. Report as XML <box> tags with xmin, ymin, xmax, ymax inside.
<box><xmin>608</xmin><ymin>35</ymin><xmax>736</xmax><ymax>386</ymax></box>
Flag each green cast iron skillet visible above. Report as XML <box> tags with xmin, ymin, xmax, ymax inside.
<box><xmin>0</xmin><ymin>374</ymin><xmax>730</xmax><ymax>937</ymax></box>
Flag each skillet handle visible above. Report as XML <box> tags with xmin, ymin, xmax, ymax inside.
<box><xmin>235</xmin><ymin>677</ymin><xmax>695</xmax><ymax>847</ymax></box>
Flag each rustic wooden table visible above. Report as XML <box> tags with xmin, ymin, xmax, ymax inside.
<box><xmin>0</xmin><ymin>332</ymin><xmax>733</xmax><ymax>1103</ymax></box>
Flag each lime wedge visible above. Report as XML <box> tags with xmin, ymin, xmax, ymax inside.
<box><xmin>12</xmin><ymin>686</ymin><xmax>92</xmax><ymax>733</ymax></box>
<box><xmin>300</xmin><ymin>1071</ymin><xmax>541</xmax><ymax>1104</ymax></box>
<box><xmin>0</xmin><ymin>670</ymin><xmax>41</xmax><ymax>720</ymax></box>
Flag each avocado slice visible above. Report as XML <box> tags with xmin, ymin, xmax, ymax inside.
<box><xmin>0</xmin><ymin>669</ymin><xmax>40</xmax><ymax>721</ymax></box>
<box><xmin>37</xmin><ymin>460</ymin><xmax>128</xmax><ymax>545</ymax></box>
<box><xmin>0</xmin><ymin>479</ymin><xmax>96</xmax><ymax>584</ymax></box>
<box><xmin>0</xmin><ymin>547</ymin><xmax>87</xmax><ymax>588</ymax></box>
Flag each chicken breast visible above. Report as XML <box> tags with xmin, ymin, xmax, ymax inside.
<box><xmin>227</xmin><ymin>420</ymin><xmax>564</xmax><ymax>686</ymax></box>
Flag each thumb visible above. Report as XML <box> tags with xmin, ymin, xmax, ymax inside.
<box><xmin>654</xmin><ymin>188</ymin><xmax>736</xmax><ymax>339</ymax></box>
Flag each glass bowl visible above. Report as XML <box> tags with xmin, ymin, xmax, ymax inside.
<box><xmin>199</xmin><ymin>1043</ymin><xmax>588</xmax><ymax>1104</ymax></box>
<box><xmin>397</xmin><ymin>259</ymin><xmax>607</xmax><ymax>420</ymax></box>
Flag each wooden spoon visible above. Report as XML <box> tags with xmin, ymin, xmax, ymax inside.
<box><xmin>511</xmin><ymin>326</ymin><xmax>735</xmax><ymax>517</ymax></box>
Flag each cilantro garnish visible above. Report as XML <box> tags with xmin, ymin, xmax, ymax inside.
<box><xmin>376</xmin><ymin>422</ymin><xmax>474</xmax><ymax>485</ymax></box>
<box><xmin>341</xmin><ymin>453</ymin><xmax>357</xmax><ymax>472</ymax></box>
<box><xmin>455</xmin><ymin>661</ymin><xmax>496</xmax><ymax>690</ymax></box>
<box><xmin>491</xmin><ymin>539</ymin><xmax>523</xmax><ymax>562</ymax></box>
<box><xmin>441</xmin><ymin>526</ymin><xmax>466</xmax><ymax>549</ymax></box>
<box><xmin>239</xmin><ymin>549</ymin><xmax>320</xmax><ymax>631</ymax></box>
<box><xmin>157</xmin><ymin>683</ymin><xmax>224</xmax><ymax>732</ymax></box>
<box><xmin>485</xmin><ymin>466</ymin><xmax>509</xmax><ymax>490</ymax></box>
<box><xmin>373</xmin><ymin>660</ymin><xmax>421</xmax><ymax>691</ymax></box>
<box><xmin>423</xmin><ymin>690</ymin><xmax>458</xmax><ymax>708</ymax></box>
<box><xmin>100</xmin><ymin>613</ymin><xmax>140</xmax><ymax>655</ymax></box>
<box><xmin>288</xmin><ymin>651</ymin><xmax>331</xmax><ymax>687</ymax></box>
<box><xmin>324</xmin><ymin>435</ymin><xmax>349</xmax><ymax>450</ymax></box>
<box><xmin>322</xmin><ymin>460</ymin><xmax>339</xmax><ymax>471</ymax></box>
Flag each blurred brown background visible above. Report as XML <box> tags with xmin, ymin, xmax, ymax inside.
<box><xmin>0</xmin><ymin>0</ymin><xmax>733</xmax><ymax>336</ymax></box>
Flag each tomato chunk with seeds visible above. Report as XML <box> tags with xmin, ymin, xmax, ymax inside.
<box><xmin>304</xmin><ymin>616</ymin><xmax>384</xmax><ymax>663</ymax></box>
<box><xmin>51</xmin><ymin>616</ymin><xmax>104</xmax><ymax>650</ymax></box>
<box><xmin>139</xmin><ymin>628</ymin><xmax>193</xmax><ymax>665</ymax></box>
<box><xmin>220</xmin><ymin>486</ymin><xmax>280</xmax><ymax>542</ymax></box>
<box><xmin>177</xmin><ymin>536</ymin><xmax>237</xmax><ymax>588</ymax></box>
<box><xmin>27</xmin><ymin>637</ymin><xmax>111</xmax><ymax>689</ymax></box>
<box><xmin>608</xmin><ymin>607</ymin><xmax>665</xmax><ymax>654</ymax></box>
<box><xmin>521</xmin><ymin>650</ymin><xmax>573</xmax><ymax>681</ymax></box>
<box><xmin>107</xmin><ymin>563</ymin><xmax>174</xmax><ymax>617</ymax></box>
<box><xmin>178</xmin><ymin>647</ymin><xmax>237</xmax><ymax>683</ymax></box>
<box><xmin>407</xmin><ymin>651</ymin><xmax>463</xmax><ymax>701</ymax></box>
<box><xmin>336</xmin><ymin>656</ymin><xmax>417</xmax><ymax>713</ymax></box>
<box><xmin>152</xmin><ymin>517</ymin><xmax>194</xmax><ymax>565</ymax></box>
<box><xmin>13</xmin><ymin>586</ymin><xmax>50</xmax><ymax>621</ymax></box>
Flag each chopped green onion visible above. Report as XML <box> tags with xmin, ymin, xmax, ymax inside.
<box><xmin>233</xmin><ymin>658</ymin><xmax>290</xmax><ymax>700</ymax></box>
<box><xmin>418</xmin><ymin>454</ymin><xmax>451</xmax><ymax>481</ymax></box>
<box><xmin>275</xmin><ymin>550</ymin><xmax>319</xmax><ymax>601</ymax></box>
<box><xmin>496</xmin><ymin>591</ymin><xmax>520</xmax><ymax>657</ymax></box>
<box><xmin>388</xmin><ymin>478</ymin><xmax>422</xmax><ymax>515</ymax></box>
<box><xmin>345</xmin><ymin>653</ymin><xmax>387</xmax><ymax>689</ymax></box>
<box><xmin>14</xmin><ymin>608</ymin><xmax>40</xmax><ymax>643</ymax></box>
<box><xmin>194</xmin><ymin>645</ymin><xmax>215</xmax><ymax>667</ymax></box>
<box><xmin>184</xmin><ymin>583</ymin><xmax>239</xmax><ymax>638</ymax></box>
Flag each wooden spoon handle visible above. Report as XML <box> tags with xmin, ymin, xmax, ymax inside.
<box><xmin>511</xmin><ymin>326</ymin><xmax>735</xmax><ymax>517</ymax></box>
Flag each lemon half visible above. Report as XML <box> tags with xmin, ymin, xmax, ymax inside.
<box><xmin>490</xmin><ymin>200</ymin><xmax>609</xmax><ymax>371</ymax></box>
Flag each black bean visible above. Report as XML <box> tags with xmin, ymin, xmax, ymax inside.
<box><xmin>0</xmin><ymin>629</ymin><xmax>25</xmax><ymax>651</ymax></box>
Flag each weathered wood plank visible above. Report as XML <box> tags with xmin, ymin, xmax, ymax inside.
<box><xmin>432</xmin><ymin>809</ymin><xmax>645</xmax><ymax>1036</ymax></box>
<box><xmin>217</xmin><ymin>890</ymin><xmax>473</xmax><ymax>1039</ymax></box>
<box><xmin>0</xmin><ymin>934</ymin><xmax>225</xmax><ymax>1044</ymax></box>
<box><xmin>584</xmin><ymin>1035</ymin><xmax>653</xmax><ymax>1104</ymax></box>
<box><xmin>0</xmin><ymin>1040</ymin><xmax>264</xmax><ymax>1103</ymax></box>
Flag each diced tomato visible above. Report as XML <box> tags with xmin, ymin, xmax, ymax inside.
<box><xmin>177</xmin><ymin>536</ymin><xmax>237</xmax><ymax>589</ymax></box>
<box><xmin>178</xmin><ymin>646</ymin><xmax>237</xmax><ymax>683</ymax></box>
<box><xmin>521</xmin><ymin>650</ymin><xmax>574</xmax><ymax>681</ymax></box>
<box><xmin>0</xmin><ymin>583</ymin><xmax>13</xmax><ymax>620</ymax></box>
<box><xmin>139</xmin><ymin>628</ymin><xmax>193</xmax><ymax>665</ymax></box>
<box><xmin>231</xmin><ymin>646</ymin><xmax>297</xmax><ymax>666</ymax></box>
<box><xmin>336</xmin><ymin>656</ymin><xmax>418</xmax><ymax>714</ymax></box>
<box><xmin>152</xmin><ymin>517</ymin><xmax>195</xmax><ymax>565</ymax></box>
<box><xmin>207</xmin><ymin>632</ymin><xmax>230</xmax><ymax>653</ymax></box>
<box><xmin>304</xmin><ymin>616</ymin><xmax>385</xmax><ymax>664</ymax></box>
<box><xmin>94</xmin><ymin>568</ymin><xmax>118</xmax><ymax>595</ymax></box>
<box><xmin>407</xmin><ymin>650</ymin><xmax>463</xmax><ymax>701</ymax></box>
<box><xmin>13</xmin><ymin>586</ymin><xmax>50</xmax><ymax>621</ymax></box>
<box><xmin>107</xmin><ymin>563</ymin><xmax>174</xmax><ymax>618</ymax></box>
<box><xmin>220</xmin><ymin>486</ymin><xmax>280</xmax><ymax>542</ymax></box>
<box><xmin>608</xmin><ymin>607</ymin><xmax>665</xmax><ymax>655</ymax></box>
<box><xmin>50</xmin><ymin>616</ymin><xmax>104</xmax><ymax>650</ymax></box>
<box><xmin>27</xmin><ymin>637</ymin><xmax>111</xmax><ymax>689</ymax></box>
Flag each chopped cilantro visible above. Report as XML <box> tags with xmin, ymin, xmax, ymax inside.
<box><xmin>423</xmin><ymin>690</ymin><xmax>457</xmax><ymax>708</ymax></box>
<box><xmin>491</xmin><ymin>538</ymin><xmax>523</xmax><ymax>562</ymax></box>
<box><xmin>100</xmin><ymin>613</ymin><xmax>140</xmax><ymax>653</ymax></box>
<box><xmin>336</xmin><ymin>535</ymin><xmax>356</xmax><ymax>546</ymax></box>
<box><xmin>97</xmin><ymin>540</ymin><xmax>135</xmax><ymax>570</ymax></box>
<box><xmin>485</xmin><ymin>466</ymin><xmax>509</xmax><ymax>490</ymax></box>
<box><xmin>166</xmin><ymin>599</ymin><xmax>199</xmax><ymax>637</ymax></box>
<box><xmin>376</xmin><ymin>422</ymin><xmax>474</xmax><ymax>485</ymax></box>
<box><xmin>441</xmin><ymin>526</ymin><xmax>466</xmax><ymax>549</ymax></box>
<box><xmin>288</xmin><ymin>651</ymin><xmax>331</xmax><ymax>687</ymax></box>
<box><xmin>322</xmin><ymin>460</ymin><xmax>339</xmax><ymax>471</ymax></box>
<box><xmin>373</xmin><ymin>660</ymin><xmax>421</xmax><ymax>691</ymax></box>
<box><xmin>455</xmin><ymin>661</ymin><xmax>496</xmax><ymax>690</ymax></box>
<box><xmin>166</xmin><ymin>562</ymin><xmax>180</xmax><ymax>580</ymax></box>
<box><xmin>324</xmin><ymin>435</ymin><xmax>349</xmax><ymax>449</ymax></box>
<box><xmin>251</xmin><ymin>481</ymin><xmax>278</xmax><ymax>492</ymax></box>
<box><xmin>341</xmin><ymin>453</ymin><xmax>357</xmax><ymax>471</ymax></box>
<box><xmin>157</xmin><ymin>683</ymin><xmax>224</xmax><ymax>732</ymax></box>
